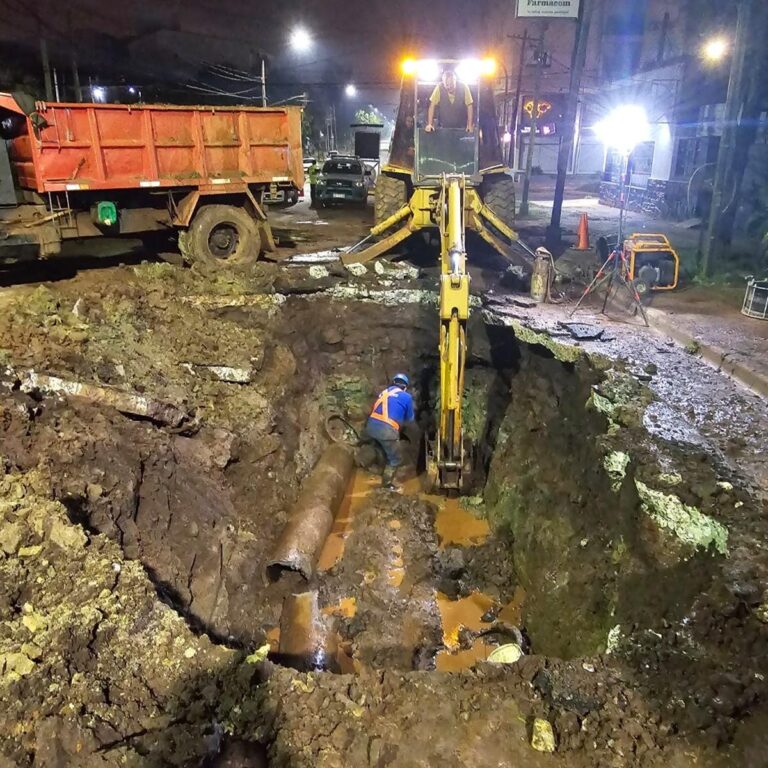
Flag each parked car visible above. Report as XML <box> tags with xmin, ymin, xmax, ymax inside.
<box><xmin>316</xmin><ymin>156</ymin><xmax>369</xmax><ymax>208</ymax></box>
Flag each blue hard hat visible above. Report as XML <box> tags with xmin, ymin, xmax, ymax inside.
<box><xmin>393</xmin><ymin>373</ymin><xmax>410</xmax><ymax>387</ymax></box>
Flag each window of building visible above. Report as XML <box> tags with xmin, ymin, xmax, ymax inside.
<box><xmin>631</xmin><ymin>141</ymin><xmax>655</xmax><ymax>176</ymax></box>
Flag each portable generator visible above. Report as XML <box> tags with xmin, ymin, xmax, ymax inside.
<box><xmin>623</xmin><ymin>233</ymin><xmax>679</xmax><ymax>294</ymax></box>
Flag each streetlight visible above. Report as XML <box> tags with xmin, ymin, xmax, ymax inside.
<box><xmin>345</xmin><ymin>84</ymin><xmax>357</xmax><ymax>98</ymax></box>
<box><xmin>702</xmin><ymin>36</ymin><xmax>728</xmax><ymax>62</ymax></box>
<box><xmin>289</xmin><ymin>27</ymin><xmax>313</xmax><ymax>53</ymax></box>
<box><xmin>594</xmin><ymin>105</ymin><xmax>650</xmax><ymax>245</ymax></box>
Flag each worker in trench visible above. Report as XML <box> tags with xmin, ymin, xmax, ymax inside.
<box><xmin>364</xmin><ymin>373</ymin><xmax>418</xmax><ymax>491</ymax></box>
<box><xmin>425</xmin><ymin>68</ymin><xmax>474</xmax><ymax>133</ymax></box>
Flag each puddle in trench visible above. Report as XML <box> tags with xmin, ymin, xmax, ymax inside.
<box><xmin>434</xmin><ymin>499</ymin><xmax>490</xmax><ymax>548</ymax></box>
<box><xmin>282</xmin><ymin>468</ymin><xmax>522</xmax><ymax>673</ymax></box>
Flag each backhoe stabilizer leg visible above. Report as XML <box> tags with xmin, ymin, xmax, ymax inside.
<box><xmin>340</xmin><ymin>221</ymin><xmax>415</xmax><ymax>265</ymax></box>
<box><xmin>477</xmin><ymin>202</ymin><xmax>519</xmax><ymax>243</ymax></box>
<box><xmin>341</xmin><ymin>203</ymin><xmax>414</xmax><ymax>265</ymax></box>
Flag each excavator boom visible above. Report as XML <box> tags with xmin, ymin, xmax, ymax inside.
<box><xmin>426</xmin><ymin>175</ymin><xmax>472</xmax><ymax>492</ymax></box>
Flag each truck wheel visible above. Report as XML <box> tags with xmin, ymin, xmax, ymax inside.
<box><xmin>481</xmin><ymin>174</ymin><xmax>516</xmax><ymax>230</ymax></box>
<box><xmin>374</xmin><ymin>174</ymin><xmax>408</xmax><ymax>225</ymax></box>
<box><xmin>179</xmin><ymin>204</ymin><xmax>261</xmax><ymax>266</ymax></box>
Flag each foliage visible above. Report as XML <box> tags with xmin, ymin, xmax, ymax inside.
<box><xmin>746</xmin><ymin>178</ymin><xmax>768</xmax><ymax>268</ymax></box>
<box><xmin>354</xmin><ymin>108</ymin><xmax>380</xmax><ymax>125</ymax></box>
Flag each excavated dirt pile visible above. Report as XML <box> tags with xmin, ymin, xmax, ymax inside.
<box><xmin>0</xmin><ymin>260</ymin><xmax>766</xmax><ymax>767</ymax></box>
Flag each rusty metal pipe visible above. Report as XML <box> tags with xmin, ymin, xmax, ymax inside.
<box><xmin>266</xmin><ymin>444</ymin><xmax>354</xmax><ymax>581</ymax></box>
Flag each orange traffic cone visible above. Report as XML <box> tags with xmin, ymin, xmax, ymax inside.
<box><xmin>575</xmin><ymin>213</ymin><xmax>590</xmax><ymax>250</ymax></box>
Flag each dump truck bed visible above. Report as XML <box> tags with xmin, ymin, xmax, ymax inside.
<box><xmin>0</xmin><ymin>94</ymin><xmax>304</xmax><ymax>194</ymax></box>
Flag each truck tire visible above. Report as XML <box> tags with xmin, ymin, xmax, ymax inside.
<box><xmin>481</xmin><ymin>174</ymin><xmax>516</xmax><ymax>230</ymax></box>
<box><xmin>374</xmin><ymin>174</ymin><xmax>408</xmax><ymax>225</ymax></box>
<box><xmin>179</xmin><ymin>204</ymin><xmax>261</xmax><ymax>266</ymax></box>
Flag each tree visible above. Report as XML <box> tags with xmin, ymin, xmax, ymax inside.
<box><xmin>354</xmin><ymin>108</ymin><xmax>379</xmax><ymax>125</ymax></box>
<box><xmin>701</xmin><ymin>0</ymin><xmax>768</xmax><ymax>275</ymax></box>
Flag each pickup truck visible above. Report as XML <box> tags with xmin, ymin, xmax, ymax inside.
<box><xmin>316</xmin><ymin>155</ymin><xmax>369</xmax><ymax>208</ymax></box>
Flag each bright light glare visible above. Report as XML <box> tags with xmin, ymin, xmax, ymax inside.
<box><xmin>290</xmin><ymin>27</ymin><xmax>313</xmax><ymax>52</ymax></box>
<box><xmin>481</xmin><ymin>58</ymin><xmax>497</xmax><ymax>76</ymax></box>
<box><xmin>456</xmin><ymin>59</ymin><xmax>481</xmax><ymax>83</ymax></box>
<box><xmin>402</xmin><ymin>58</ymin><xmax>417</xmax><ymax>75</ymax></box>
<box><xmin>702</xmin><ymin>37</ymin><xmax>728</xmax><ymax>61</ymax></box>
<box><xmin>502</xmin><ymin>131</ymin><xmax>512</xmax><ymax>144</ymax></box>
<box><xmin>455</xmin><ymin>58</ymin><xmax>497</xmax><ymax>83</ymax></box>
<box><xmin>414</xmin><ymin>59</ymin><xmax>440</xmax><ymax>82</ymax></box>
<box><xmin>345</xmin><ymin>84</ymin><xmax>357</xmax><ymax>97</ymax></box>
<box><xmin>594</xmin><ymin>105</ymin><xmax>650</xmax><ymax>154</ymax></box>
<box><xmin>91</xmin><ymin>86</ymin><xmax>106</xmax><ymax>102</ymax></box>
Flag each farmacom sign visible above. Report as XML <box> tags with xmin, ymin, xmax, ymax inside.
<box><xmin>517</xmin><ymin>0</ymin><xmax>580</xmax><ymax>17</ymax></box>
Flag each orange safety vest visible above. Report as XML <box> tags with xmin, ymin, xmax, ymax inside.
<box><xmin>369</xmin><ymin>386</ymin><xmax>401</xmax><ymax>431</ymax></box>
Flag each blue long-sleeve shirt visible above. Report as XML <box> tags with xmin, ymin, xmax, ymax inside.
<box><xmin>367</xmin><ymin>385</ymin><xmax>415</xmax><ymax>431</ymax></box>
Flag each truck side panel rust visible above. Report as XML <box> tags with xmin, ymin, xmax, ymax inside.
<box><xmin>1</xmin><ymin>96</ymin><xmax>304</xmax><ymax>194</ymax></box>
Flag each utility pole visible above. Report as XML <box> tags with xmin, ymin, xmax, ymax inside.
<box><xmin>261</xmin><ymin>58</ymin><xmax>267</xmax><ymax>107</ymax></box>
<box><xmin>40</xmin><ymin>38</ymin><xmax>53</xmax><ymax>101</ymax></box>
<box><xmin>71</xmin><ymin>53</ymin><xmax>82</xmax><ymax>102</ymax></box>
<box><xmin>519</xmin><ymin>25</ymin><xmax>546</xmax><ymax>217</ymax></box>
<box><xmin>547</xmin><ymin>0</ymin><xmax>593</xmax><ymax>246</ymax></box>
<box><xmin>508</xmin><ymin>30</ymin><xmax>528</xmax><ymax>168</ymax></box>
<box><xmin>701</xmin><ymin>0</ymin><xmax>752</xmax><ymax>276</ymax></box>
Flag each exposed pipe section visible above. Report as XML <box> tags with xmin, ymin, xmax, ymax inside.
<box><xmin>276</xmin><ymin>591</ymin><xmax>336</xmax><ymax>671</ymax></box>
<box><xmin>266</xmin><ymin>444</ymin><xmax>354</xmax><ymax>581</ymax></box>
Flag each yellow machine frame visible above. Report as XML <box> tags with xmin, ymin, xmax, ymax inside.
<box><xmin>623</xmin><ymin>233</ymin><xmax>680</xmax><ymax>291</ymax></box>
<box><xmin>343</xmin><ymin>173</ymin><xmax>523</xmax><ymax>491</ymax></box>
<box><xmin>340</xmin><ymin>181</ymin><xmax>522</xmax><ymax>268</ymax></box>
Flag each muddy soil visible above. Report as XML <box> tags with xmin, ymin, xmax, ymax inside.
<box><xmin>0</xmin><ymin>237</ymin><xmax>767</xmax><ymax>767</ymax></box>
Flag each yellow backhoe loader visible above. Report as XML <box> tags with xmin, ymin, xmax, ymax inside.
<box><xmin>343</xmin><ymin>58</ymin><xmax>531</xmax><ymax>492</ymax></box>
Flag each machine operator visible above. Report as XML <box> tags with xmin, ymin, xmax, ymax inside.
<box><xmin>425</xmin><ymin>69</ymin><xmax>474</xmax><ymax>133</ymax></box>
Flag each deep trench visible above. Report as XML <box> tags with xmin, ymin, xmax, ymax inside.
<box><xmin>6</xmin><ymin>298</ymin><xmax>720</xmax><ymax>672</ymax></box>
<box><xmin>3</xmin><ymin>291</ymin><xmax>753</xmax><ymax>766</ymax></box>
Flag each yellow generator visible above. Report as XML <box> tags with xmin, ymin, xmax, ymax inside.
<box><xmin>623</xmin><ymin>233</ymin><xmax>679</xmax><ymax>294</ymax></box>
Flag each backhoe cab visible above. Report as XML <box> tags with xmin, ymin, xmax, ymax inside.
<box><xmin>342</xmin><ymin>57</ymin><xmax>521</xmax><ymax>267</ymax></box>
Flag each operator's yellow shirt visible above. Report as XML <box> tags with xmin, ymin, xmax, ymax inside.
<box><xmin>429</xmin><ymin>83</ymin><xmax>474</xmax><ymax>107</ymax></box>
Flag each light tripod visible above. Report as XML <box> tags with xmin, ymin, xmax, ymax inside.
<box><xmin>569</xmin><ymin>150</ymin><xmax>648</xmax><ymax>326</ymax></box>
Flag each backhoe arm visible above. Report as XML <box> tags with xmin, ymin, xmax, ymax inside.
<box><xmin>430</xmin><ymin>175</ymin><xmax>471</xmax><ymax>492</ymax></box>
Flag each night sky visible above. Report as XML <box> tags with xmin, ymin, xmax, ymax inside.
<box><xmin>0</xmin><ymin>0</ymin><xmax>515</xmax><ymax>100</ymax></box>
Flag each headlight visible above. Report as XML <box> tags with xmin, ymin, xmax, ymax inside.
<box><xmin>355</xmin><ymin>181</ymin><xmax>364</xmax><ymax>187</ymax></box>
<box><xmin>456</xmin><ymin>58</ymin><xmax>497</xmax><ymax>84</ymax></box>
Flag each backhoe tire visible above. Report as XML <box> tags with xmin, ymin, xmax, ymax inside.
<box><xmin>178</xmin><ymin>204</ymin><xmax>261</xmax><ymax>266</ymax></box>
<box><xmin>482</xmin><ymin>174</ymin><xmax>517</xmax><ymax>231</ymax></box>
<box><xmin>374</xmin><ymin>174</ymin><xmax>408</xmax><ymax>226</ymax></box>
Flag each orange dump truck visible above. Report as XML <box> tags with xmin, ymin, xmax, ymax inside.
<box><xmin>0</xmin><ymin>93</ymin><xmax>304</xmax><ymax>264</ymax></box>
